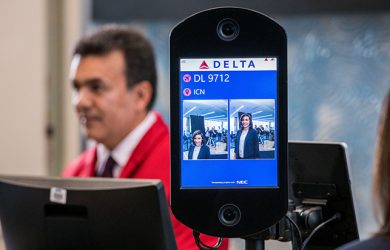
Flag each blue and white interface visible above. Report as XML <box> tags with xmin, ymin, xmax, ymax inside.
<box><xmin>180</xmin><ymin>57</ymin><xmax>278</xmax><ymax>188</ymax></box>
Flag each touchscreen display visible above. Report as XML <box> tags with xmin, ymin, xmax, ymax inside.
<box><xmin>180</xmin><ymin>58</ymin><xmax>278</xmax><ymax>188</ymax></box>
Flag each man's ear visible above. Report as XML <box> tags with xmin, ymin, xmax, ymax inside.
<box><xmin>132</xmin><ymin>81</ymin><xmax>153</xmax><ymax>111</ymax></box>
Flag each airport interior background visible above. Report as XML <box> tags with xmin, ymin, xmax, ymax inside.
<box><xmin>1</xmin><ymin>0</ymin><xmax>390</xmax><ymax>249</ymax></box>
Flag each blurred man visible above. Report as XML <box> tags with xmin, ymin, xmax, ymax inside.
<box><xmin>62</xmin><ymin>25</ymin><xmax>227</xmax><ymax>250</ymax></box>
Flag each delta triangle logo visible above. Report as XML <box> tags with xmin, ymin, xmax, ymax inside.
<box><xmin>199</xmin><ymin>60</ymin><xmax>209</xmax><ymax>69</ymax></box>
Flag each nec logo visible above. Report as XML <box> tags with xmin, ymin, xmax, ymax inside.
<box><xmin>236</xmin><ymin>180</ymin><xmax>248</xmax><ymax>185</ymax></box>
<box><xmin>199</xmin><ymin>60</ymin><xmax>256</xmax><ymax>69</ymax></box>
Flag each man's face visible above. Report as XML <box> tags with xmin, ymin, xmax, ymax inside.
<box><xmin>70</xmin><ymin>51</ymin><xmax>143</xmax><ymax>149</ymax></box>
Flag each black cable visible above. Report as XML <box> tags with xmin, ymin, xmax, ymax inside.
<box><xmin>193</xmin><ymin>230</ymin><xmax>224</xmax><ymax>250</ymax></box>
<box><xmin>285</xmin><ymin>215</ymin><xmax>303</xmax><ymax>250</ymax></box>
<box><xmin>301</xmin><ymin>213</ymin><xmax>341</xmax><ymax>250</ymax></box>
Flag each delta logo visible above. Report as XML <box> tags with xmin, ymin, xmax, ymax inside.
<box><xmin>199</xmin><ymin>59</ymin><xmax>256</xmax><ymax>69</ymax></box>
<box><xmin>199</xmin><ymin>60</ymin><xmax>209</xmax><ymax>69</ymax></box>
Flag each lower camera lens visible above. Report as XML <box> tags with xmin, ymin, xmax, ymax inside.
<box><xmin>218</xmin><ymin>204</ymin><xmax>241</xmax><ymax>226</ymax></box>
<box><xmin>217</xmin><ymin>18</ymin><xmax>239</xmax><ymax>41</ymax></box>
<box><xmin>223</xmin><ymin>207</ymin><xmax>237</xmax><ymax>221</ymax></box>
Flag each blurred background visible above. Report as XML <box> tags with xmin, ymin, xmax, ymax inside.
<box><xmin>1</xmin><ymin>0</ymin><xmax>390</xmax><ymax>249</ymax></box>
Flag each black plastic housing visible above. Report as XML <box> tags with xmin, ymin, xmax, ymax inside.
<box><xmin>170</xmin><ymin>7</ymin><xmax>288</xmax><ymax>238</ymax></box>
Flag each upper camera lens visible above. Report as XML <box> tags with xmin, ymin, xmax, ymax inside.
<box><xmin>221</xmin><ymin>21</ymin><xmax>236</xmax><ymax>36</ymax></box>
<box><xmin>217</xmin><ymin>18</ymin><xmax>239</xmax><ymax>41</ymax></box>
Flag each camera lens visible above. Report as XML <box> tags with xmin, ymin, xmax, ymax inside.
<box><xmin>217</xmin><ymin>18</ymin><xmax>239</xmax><ymax>41</ymax></box>
<box><xmin>218</xmin><ymin>204</ymin><xmax>241</xmax><ymax>226</ymax></box>
<box><xmin>223</xmin><ymin>208</ymin><xmax>237</xmax><ymax>221</ymax></box>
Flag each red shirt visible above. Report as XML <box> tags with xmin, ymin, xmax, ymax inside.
<box><xmin>63</xmin><ymin>113</ymin><xmax>228</xmax><ymax>250</ymax></box>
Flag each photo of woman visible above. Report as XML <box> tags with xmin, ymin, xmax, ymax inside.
<box><xmin>234</xmin><ymin>113</ymin><xmax>260</xmax><ymax>159</ymax></box>
<box><xmin>182</xmin><ymin>100</ymin><xmax>228</xmax><ymax>160</ymax></box>
<box><xmin>229</xmin><ymin>99</ymin><xmax>275</xmax><ymax>159</ymax></box>
<box><xmin>188</xmin><ymin>130</ymin><xmax>211</xmax><ymax>160</ymax></box>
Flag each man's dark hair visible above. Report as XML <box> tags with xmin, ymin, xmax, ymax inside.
<box><xmin>74</xmin><ymin>24</ymin><xmax>157</xmax><ymax>110</ymax></box>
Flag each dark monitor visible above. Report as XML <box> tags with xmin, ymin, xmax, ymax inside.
<box><xmin>0</xmin><ymin>176</ymin><xmax>177</xmax><ymax>250</ymax></box>
<box><xmin>288</xmin><ymin>141</ymin><xmax>359</xmax><ymax>249</ymax></box>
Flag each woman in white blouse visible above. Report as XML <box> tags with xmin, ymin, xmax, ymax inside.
<box><xmin>234</xmin><ymin>113</ymin><xmax>260</xmax><ymax>159</ymax></box>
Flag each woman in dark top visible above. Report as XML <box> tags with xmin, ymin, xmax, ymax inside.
<box><xmin>337</xmin><ymin>90</ymin><xmax>390</xmax><ymax>250</ymax></box>
<box><xmin>234</xmin><ymin>113</ymin><xmax>260</xmax><ymax>159</ymax></box>
<box><xmin>188</xmin><ymin>130</ymin><xmax>211</xmax><ymax>160</ymax></box>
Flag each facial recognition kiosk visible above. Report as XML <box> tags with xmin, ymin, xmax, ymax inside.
<box><xmin>170</xmin><ymin>7</ymin><xmax>288</xmax><ymax>249</ymax></box>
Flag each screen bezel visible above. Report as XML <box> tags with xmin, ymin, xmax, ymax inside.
<box><xmin>170</xmin><ymin>7</ymin><xmax>288</xmax><ymax>237</ymax></box>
